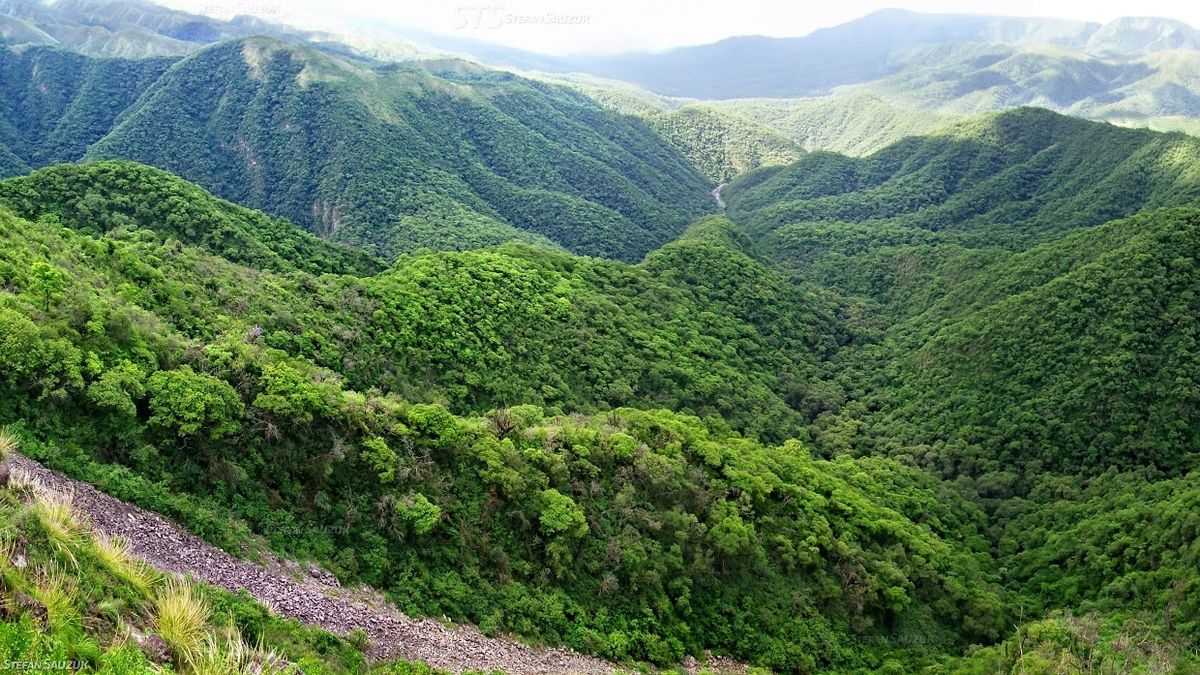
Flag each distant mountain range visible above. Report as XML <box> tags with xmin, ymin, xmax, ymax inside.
<box><xmin>385</xmin><ymin>10</ymin><xmax>1200</xmax><ymax>98</ymax></box>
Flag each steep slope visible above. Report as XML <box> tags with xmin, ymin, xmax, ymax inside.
<box><xmin>0</xmin><ymin>45</ymin><xmax>172</xmax><ymax>172</ymax></box>
<box><xmin>0</xmin><ymin>440</ymin><xmax>422</xmax><ymax>673</ymax></box>
<box><xmin>646</xmin><ymin>106</ymin><xmax>803</xmax><ymax>182</ymax></box>
<box><xmin>726</xmin><ymin>108</ymin><xmax>1200</xmax><ymax>277</ymax></box>
<box><xmin>721</xmin><ymin>113</ymin><xmax>1200</xmax><ymax>476</ymax></box>
<box><xmin>0</xmin><ymin>37</ymin><xmax>715</xmax><ymax>261</ymax></box>
<box><xmin>856</xmin><ymin>208</ymin><xmax>1200</xmax><ymax>476</ymax></box>
<box><xmin>0</xmin><ymin>161</ymin><xmax>382</xmax><ymax>275</ymax></box>
<box><xmin>5</xmin><ymin>448</ymin><xmax>621</xmax><ymax>674</ymax></box>
<box><xmin>0</xmin><ymin>188</ymin><xmax>1007</xmax><ymax>672</ymax></box>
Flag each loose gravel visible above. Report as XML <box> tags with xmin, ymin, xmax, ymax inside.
<box><xmin>11</xmin><ymin>455</ymin><xmax>618</xmax><ymax>674</ymax></box>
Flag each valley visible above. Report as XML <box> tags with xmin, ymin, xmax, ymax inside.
<box><xmin>2</xmin><ymin>1</ymin><xmax>1200</xmax><ymax>673</ymax></box>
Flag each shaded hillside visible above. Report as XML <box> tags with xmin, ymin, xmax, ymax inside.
<box><xmin>0</xmin><ymin>38</ymin><xmax>715</xmax><ymax>261</ymax></box>
<box><xmin>863</xmin><ymin>208</ymin><xmax>1200</xmax><ymax>476</ymax></box>
<box><xmin>726</xmin><ymin>108</ymin><xmax>1200</xmax><ymax>272</ymax></box>
<box><xmin>0</xmin><ymin>45</ymin><xmax>172</xmax><ymax>171</ymax></box>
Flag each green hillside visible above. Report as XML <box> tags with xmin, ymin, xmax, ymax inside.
<box><xmin>859</xmin><ymin>208</ymin><xmax>1200</xmax><ymax>476</ymax></box>
<box><xmin>0</xmin><ymin>161</ymin><xmax>382</xmax><ymax>276</ymax></box>
<box><xmin>0</xmin><ymin>179</ymin><xmax>1005</xmax><ymax>672</ymax></box>
<box><xmin>646</xmin><ymin>106</ymin><xmax>803</xmax><ymax>182</ymax></box>
<box><xmin>0</xmin><ymin>45</ymin><xmax>172</xmax><ymax>169</ymax></box>
<box><xmin>0</xmin><ymin>161</ymin><xmax>833</xmax><ymax>441</ymax></box>
<box><xmin>0</xmin><ymin>439</ymin><xmax>394</xmax><ymax>674</ymax></box>
<box><xmin>712</xmin><ymin>93</ymin><xmax>952</xmax><ymax>156</ymax></box>
<box><xmin>83</xmin><ymin>39</ymin><xmax>713</xmax><ymax>261</ymax></box>
<box><xmin>726</xmin><ymin>108</ymin><xmax>1200</xmax><ymax>273</ymax></box>
<box><xmin>0</xmin><ymin>39</ymin><xmax>715</xmax><ymax>262</ymax></box>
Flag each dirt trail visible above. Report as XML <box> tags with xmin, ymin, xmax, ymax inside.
<box><xmin>11</xmin><ymin>455</ymin><xmax>617</xmax><ymax>674</ymax></box>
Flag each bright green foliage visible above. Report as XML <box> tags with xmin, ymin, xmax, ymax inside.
<box><xmin>0</xmin><ymin>161</ymin><xmax>382</xmax><ymax>275</ymax></box>
<box><xmin>0</xmin><ymin>166</ymin><xmax>837</xmax><ymax>442</ymax></box>
<box><xmin>537</xmin><ymin>488</ymin><xmax>586</xmax><ymax>537</ymax></box>
<box><xmin>146</xmin><ymin>366</ymin><xmax>243</xmax><ymax>440</ymax></box>
<box><xmin>995</xmin><ymin>469</ymin><xmax>1200</xmax><ymax>632</ymax></box>
<box><xmin>0</xmin><ymin>197</ymin><xmax>1007</xmax><ymax>671</ymax></box>
<box><xmin>396</xmin><ymin>493</ymin><xmax>441</xmax><ymax>535</ymax></box>
<box><xmin>646</xmin><ymin>106</ymin><xmax>803</xmax><ymax>182</ymax></box>
<box><xmin>28</xmin><ymin>261</ymin><xmax>65</xmax><ymax>311</ymax></box>
<box><xmin>799</xmin><ymin>208</ymin><xmax>1200</xmax><ymax>477</ymax></box>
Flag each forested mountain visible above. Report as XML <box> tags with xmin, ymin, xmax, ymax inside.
<box><xmin>0</xmin><ymin>38</ymin><xmax>715</xmax><ymax>261</ymax></box>
<box><xmin>726</xmin><ymin>107</ymin><xmax>1200</xmax><ymax>269</ymax></box>
<box><xmin>0</xmin><ymin>0</ymin><xmax>270</xmax><ymax>57</ymax></box>
<box><xmin>2</xmin><ymin>2</ymin><xmax>1199</xmax><ymax>673</ymax></box>
<box><xmin>419</xmin><ymin>9</ymin><xmax>1200</xmax><ymax>157</ymax></box>
<box><xmin>0</xmin><ymin>162</ymin><xmax>832</xmax><ymax>440</ymax></box>
<box><xmin>646</xmin><ymin>106</ymin><xmax>803</xmax><ymax>182</ymax></box>
<box><xmin>0</xmin><ymin>165</ymin><xmax>1010</xmax><ymax>672</ymax></box>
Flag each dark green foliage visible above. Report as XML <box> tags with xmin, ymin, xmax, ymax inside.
<box><xmin>798</xmin><ymin>208</ymin><xmax>1200</xmax><ymax>478</ymax></box>
<box><xmin>75</xmin><ymin>40</ymin><xmax>712</xmax><ymax>261</ymax></box>
<box><xmin>0</xmin><ymin>161</ymin><xmax>382</xmax><ymax>275</ymax></box>
<box><xmin>995</xmin><ymin>469</ymin><xmax>1200</xmax><ymax>632</ymax></box>
<box><xmin>0</xmin><ymin>46</ymin><xmax>172</xmax><ymax>172</ymax></box>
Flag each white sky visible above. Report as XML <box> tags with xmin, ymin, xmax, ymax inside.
<box><xmin>155</xmin><ymin>0</ymin><xmax>1200</xmax><ymax>55</ymax></box>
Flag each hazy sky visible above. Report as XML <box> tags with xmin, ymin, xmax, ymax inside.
<box><xmin>156</xmin><ymin>0</ymin><xmax>1200</xmax><ymax>54</ymax></box>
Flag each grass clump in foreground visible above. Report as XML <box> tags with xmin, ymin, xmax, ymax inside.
<box><xmin>0</xmin><ymin>435</ymin><xmax>455</xmax><ymax>674</ymax></box>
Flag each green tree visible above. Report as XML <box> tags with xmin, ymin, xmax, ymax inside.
<box><xmin>29</xmin><ymin>261</ymin><xmax>65</xmax><ymax>311</ymax></box>
<box><xmin>146</xmin><ymin>366</ymin><xmax>243</xmax><ymax>440</ymax></box>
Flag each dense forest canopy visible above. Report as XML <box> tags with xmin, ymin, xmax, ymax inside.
<box><xmin>0</xmin><ymin>39</ymin><xmax>714</xmax><ymax>262</ymax></box>
<box><xmin>1</xmin><ymin>3</ymin><xmax>1199</xmax><ymax>671</ymax></box>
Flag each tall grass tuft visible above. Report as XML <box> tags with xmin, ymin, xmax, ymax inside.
<box><xmin>0</xmin><ymin>429</ymin><xmax>17</xmax><ymax>458</ymax></box>
<box><xmin>192</xmin><ymin>628</ymin><xmax>289</xmax><ymax>675</ymax></box>
<box><xmin>92</xmin><ymin>534</ymin><xmax>159</xmax><ymax>596</ymax></box>
<box><xmin>155</xmin><ymin>578</ymin><xmax>210</xmax><ymax>668</ymax></box>
<box><xmin>31</xmin><ymin>491</ymin><xmax>88</xmax><ymax>567</ymax></box>
<box><xmin>32</xmin><ymin>563</ymin><xmax>80</xmax><ymax>631</ymax></box>
<box><xmin>4</xmin><ymin>467</ymin><xmax>40</xmax><ymax>501</ymax></box>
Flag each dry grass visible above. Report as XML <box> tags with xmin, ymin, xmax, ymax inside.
<box><xmin>155</xmin><ymin>578</ymin><xmax>211</xmax><ymax>668</ymax></box>
<box><xmin>32</xmin><ymin>563</ymin><xmax>80</xmax><ymax>631</ymax></box>
<box><xmin>93</xmin><ymin>534</ymin><xmax>159</xmax><ymax>596</ymax></box>
<box><xmin>0</xmin><ymin>429</ymin><xmax>17</xmax><ymax>458</ymax></box>
<box><xmin>192</xmin><ymin>628</ymin><xmax>289</xmax><ymax>675</ymax></box>
<box><xmin>4</xmin><ymin>467</ymin><xmax>40</xmax><ymax>501</ymax></box>
<box><xmin>31</xmin><ymin>491</ymin><xmax>88</xmax><ymax>567</ymax></box>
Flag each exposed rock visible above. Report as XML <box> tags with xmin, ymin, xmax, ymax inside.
<box><xmin>9</xmin><ymin>592</ymin><xmax>48</xmax><ymax>628</ymax></box>
<box><xmin>9</xmin><ymin>455</ymin><xmax>620</xmax><ymax>674</ymax></box>
<box><xmin>137</xmin><ymin>633</ymin><xmax>172</xmax><ymax>665</ymax></box>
